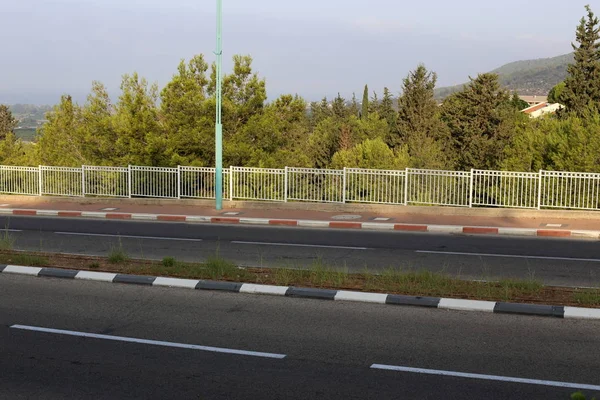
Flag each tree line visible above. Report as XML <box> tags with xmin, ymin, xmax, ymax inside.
<box><xmin>0</xmin><ymin>6</ymin><xmax>599</xmax><ymax>173</ymax></box>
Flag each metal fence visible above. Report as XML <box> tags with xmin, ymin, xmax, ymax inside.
<box><xmin>0</xmin><ymin>164</ymin><xmax>599</xmax><ymax>210</ymax></box>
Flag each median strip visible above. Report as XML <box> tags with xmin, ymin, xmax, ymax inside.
<box><xmin>0</xmin><ymin>250</ymin><xmax>599</xmax><ymax>319</ymax></box>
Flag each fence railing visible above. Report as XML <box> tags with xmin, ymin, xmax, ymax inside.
<box><xmin>0</xmin><ymin>164</ymin><xmax>599</xmax><ymax>211</ymax></box>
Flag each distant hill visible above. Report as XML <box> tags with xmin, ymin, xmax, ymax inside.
<box><xmin>435</xmin><ymin>53</ymin><xmax>573</xmax><ymax>99</ymax></box>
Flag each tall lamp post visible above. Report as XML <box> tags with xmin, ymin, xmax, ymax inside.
<box><xmin>215</xmin><ymin>0</ymin><xmax>223</xmax><ymax>210</ymax></box>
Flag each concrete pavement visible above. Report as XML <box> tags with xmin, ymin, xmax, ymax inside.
<box><xmin>1</xmin><ymin>273</ymin><xmax>599</xmax><ymax>399</ymax></box>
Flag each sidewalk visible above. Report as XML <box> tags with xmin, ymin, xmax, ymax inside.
<box><xmin>0</xmin><ymin>196</ymin><xmax>599</xmax><ymax>239</ymax></box>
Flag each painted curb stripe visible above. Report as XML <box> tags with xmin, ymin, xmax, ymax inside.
<box><xmin>196</xmin><ymin>280</ymin><xmax>243</xmax><ymax>292</ymax></box>
<box><xmin>58</xmin><ymin>211</ymin><xmax>82</xmax><ymax>217</ymax></box>
<box><xmin>153</xmin><ymin>277</ymin><xmax>200</xmax><ymax>289</ymax></box>
<box><xmin>361</xmin><ymin>222</ymin><xmax>395</xmax><ymax>231</ymax></box>
<box><xmin>0</xmin><ymin>264</ymin><xmax>6</xmax><ymax>272</ymax></box>
<box><xmin>462</xmin><ymin>227</ymin><xmax>499</xmax><ymax>235</ymax></box>
<box><xmin>564</xmin><ymin>306</ymin><xmax>600</xmax><ymax>319</ymax></box>
<box><xmin>438</xmin><ymin>298</ymin><xmax>496</xmax><ymax>312</ymax></box>
<box><xmin>427</xmin><ymin>225</ymin><xmax>463</xmax><ymax>234</ymax></box>
<box><xmin>494</xmin><ymin>302</ymin><xmax>564</xmax><ymax>318</ymax></box>
<box><xmin>130</xmin><ymin>214</ymin><xmax>157</xmax><ymax>220</ymax></box>
<box><xmin>268</xmin><ymin>219</ymin><xmax>298</xmax><ymax>226</ymax></box>
<box><xmin>13</xmin><ymin>210</ymin><xmax>36</xmax><ymax>216</ymax></box>
<box><xmin>211</xmin><ymin>217</ymin><xmax>240</xmax><ymax>224</ymax></box>
<box><xmin>157</xmin><ymin>215</ymin><xmax>186</xmax><ymax>222</ymax></box>
<box><xmin>3</xmin><ymin>265</ymin><xmax>42</xmax><ymax>275</ymax></box>
<box><xmin>0</xmin><ymin>208</ymin><xmax>14</xmax><ymax>214</ymax></box>
<box><xmin>239</xmin><ymin>283</ymin><xmax>288</xmax><ymax>296</ymax></box>
<box><xmin>185</xmin><ymin>216</ymin><xmax>212</xmax><ymax>223</ymax></box>
<box><xmin>334</xmin><ymin>291</ymin><xmax>387</xmax><ymax>304</ymax></box>
<box><xmin>386</xmin><ymin>294</ymin><xmax>440</xmax><ymax>308</ymax></box>
<box><xmin>394</xmin><ymin>224</ymin><xmax>428</xmax><ymax>232</ymax></box>
<box><xmin>240</xmin><ymin>218</ymin><xmax>270</xmax><ymax>225</ymax></box>
<box><xmin>329</xmin><ymin>221</ymin><xmax>362</xmax><ymax>229</ymax></box>
<box><xmin>571</xmin><ymin>230</ymin><xmax>600</xmax><ymax>239</ymax></box>
<box><xmin>285</xmin><ymin>287</ymin><xmax>337</xmax><ymax>300</ymax></box>
<box><xmin>106</xmin><ymin>213</ymin><xmax>132</xmax><ymax>219</ymax></box>
<box><xmin>75</xmin><ymin>271</ymin><xmax>118</xmax><ymax>282</ymax></box>
<box><xmin>297</xmin><ymin>220</ymin><xmax>330</xmax><ymax>228</ymax></box>
<box><xmin>497</xmin><ymin>228</ymin><xmax>538</xmax><ymax>236</ymax></box>
<box><xmin>113</xmin><ymin>274</ymin><xmax>156</xmax><ymax>286</ymax></box>
<box><xmin>537</xmin><ymin>230</ymin><xmax>572</xmax><ymax>238</ymax></box>
<box><xmin>36</xmin><ymin>210</ymin><xmax>59</xmax><ymax>216</ymax></box>
<box><xmin>38</xmin><ymin>268</ymin><xmax>78</xmax><ymax>279</ymax></box>
<box><xmin>80</xmin><ymin>212</ymin><xmax>107</xmax><ymax>218</ymax></box>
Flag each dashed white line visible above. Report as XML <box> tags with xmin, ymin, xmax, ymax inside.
<box><xmin>10</xmin><ymin>325</ymin><xmax>286</xmax><ymax>359</ymax></box>
<box><xmin>231</xmin><ymin>241</ymin><xmax>369</xmax><ymax>250</ymax></box>
<box><xmin>416</xmin><ymin>250</ymin><xmax>600</xmax><ymax>262</ymax></box>
<box><xmin>371</xmin><ymin>364</ymin><xmax>600</xmax><ymax>391</ymax></box>
<box><xmin>54</xmin><ymin>232</ymin><xmax>203</xmax><ymax>242</ymax></box>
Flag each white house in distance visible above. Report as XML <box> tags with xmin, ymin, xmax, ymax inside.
<box><xmin>521</xmin><ymin>102</ymin><xmax>564</xmax><ymax>118</ymax></box>
<box><xmin>519</xmin><ymin>95</ymin><xmax>548</xmax><ymax>106</ymax></box>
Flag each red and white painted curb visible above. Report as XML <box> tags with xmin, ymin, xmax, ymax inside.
<box><xmin>1</xmin><ymin>208</ymin><xmax>599</xmax><ymax>239</ymax></box>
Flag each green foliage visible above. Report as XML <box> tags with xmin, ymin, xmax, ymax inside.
<box><xmin>562</xmin><ymin>6</ymin><xmax>600</xmax><ymax>115</ymax></box>
<box><xmin>361</xmin><ymin>85</ymin><xmax>369</xmax><ymax>119</ymax></box>
<box><xmin>548</xmin><ymin>81</ymin><xmax>566</xmax><ymax>103</ymax></box>
<box><xmin>441</xmin><ymin>73</ymin><xmax>521</xmax><ymax>169</ymax></box>
<box><xmin>331</xmin><ymin>138</ymin><xmax>410</xmax><ymax>170</ymax></box>
<box><xmin>162</xmin><ymin>256</ymin><xmax>176</xmax><ymax>267</ymax></box>
<box><xmin>571</xmin><ymin>391</ymin><xmax>597</xmax><ymax>400</ymax></box>
<box><xmin>108</xmin><ymin>245</ymin><xmax>129</xmax><ymax>264</ymax></box>
<box><xmin>0</xmin><ymin>105</ymin><xmax>17</xmax><ymax>139</ymax></box>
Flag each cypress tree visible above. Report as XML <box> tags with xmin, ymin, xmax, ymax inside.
<box><xmin>361</xmin><ymin>85</ymin><xmax>369</xmax><ymax>119</ymax></box>
<box><xmin>562</xmin><ymin>5</ymin><xmax>600</xmax><ymax>114</ymax></box>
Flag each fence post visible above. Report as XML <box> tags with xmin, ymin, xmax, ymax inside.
<box><xmin>81</xmin><ymin>165</ymin><xmax>86</xmax><ymax>198</ymax></box>
<box><xmin>38</xmin><ymin>165</ymin><xmax>43</xmax><ymax>196</ymax></box>
<box><xmin>537</xmin><ymin>169</ymin><xmax>543</xmax><ymax>210</ymax></box>
<box><xmin>229</xmin><ymin>166</ymin><xmax>233</xmax><ymax>201</ymax></box>
<box><xmin>284</xmin><ymin>166</ymin><xmax>288</xmax><ymax>202</ymax></box>
<box><xmin>177</xmin><ymin>165</ymin><xmax>181</xmax><ymax>199</ymax></box>
<box><xmin>128</xmin><ymin>165</ymin><xmax>132</xmax><ymax>199</ymax></box>
<box><xmin>404</xmin><ymin>168</ymin><xmax>409</xmax><ymax>206</ymax></box>
<box><xmin>469</xmin><ymin>168</ymin><xmax>474</xmax><ymax>208</ymax></box>
<box><xmin>342</xmin><ymin>167</ymin><xmax>347</xmax><ymax>203</ymax></box>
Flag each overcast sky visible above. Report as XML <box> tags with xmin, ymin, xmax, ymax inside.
<box><xmin>1</xmin><ymin>0</ymin><xmax>594</xmax><ymax>105</ymax></box>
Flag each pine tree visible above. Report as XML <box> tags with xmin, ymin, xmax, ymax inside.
<box><xmin>0</xmin><ymin>105</ymin><xmax>17</xmax><ymax>140</ymax></box>
<box><xmin>332</xmin><ymin>93</ymin><xmax>347</xmax><ymax>118</ymax></box>
<box><xmin>562</xmin><ymin>5</ymin><xmax>600</xmax><ymax>114</ymax></box>
<box><xmin>379</xmin><ymin>87</ymin><xmax>397</xmax><ymax>133</ymax></box>
<box><xmin>349</xmin><ymin>93</ymin><xmax>360</xmax><ymax>117</ymax></box>
<box><xmin>361</xmin><ymin>85</ymin><xmax>369</xmax><ymax>119</ymax></box>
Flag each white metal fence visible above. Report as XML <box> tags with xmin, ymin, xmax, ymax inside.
<box><xmin>0</xmin><ymin>164</ymin><xmax>599</xmax><ymax>210</ymax></box>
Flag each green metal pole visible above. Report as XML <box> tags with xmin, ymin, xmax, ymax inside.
<box><xmin>215</xmin><ymin>0</ymin><xmax>223</xmax><ymax>210</ymax></box>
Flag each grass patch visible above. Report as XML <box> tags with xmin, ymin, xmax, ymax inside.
<box><xmin>88</xmin><ymin>262</ymin><xmax>100</xmax><ymax>269</ymax></box>
<box><xmin>0</xmin><ymin>229</ymin><xmax>15</xmax><ymax>251</ymax></box>
<box><xmin>204</xmin><ymin>256</ymin><xmax>250</xmax><ymax>281</ymax></box>
<box><xmin>11</xmin><ymin>254</ymin><xmax>49</xmax><ymax>267</ymax></box>
<box><xmin>107</xmin><ymin>246</ymin><xmax>129</xmax><ymax>264</ymax></box>
<box><xmin>573</xmin><ymin>289</ymin><xmax>600</xmax><ymax>306</ymax></box>
<box><xmin>162</xmin><ymin>257</ymin><xmax>176</xmax><ymax>268</ymax></box>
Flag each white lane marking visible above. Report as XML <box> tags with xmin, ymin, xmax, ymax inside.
<box><xmin>416</xmin><ymin>250</ymin><xmax>600</xmax><ymax>263</ymax></box>
<box><xmin>231</xmin><ymin>241</ymin><xmax>368</xmax><ymax>250</ymax></box>
<box><xmin>75</xmin><ymin>271</ymin><xmax>117</xmax><ymax>282</ymax></box>
<box><xmin>0</xmin><ymin>229</ymin><xmax>22</xmax><ymax>232</ymax></box>
<box><xmin>240</xmin><ymin>283</ymin><xmax>288</xmax><ymax>296</ymax></box>
<box><xmin>11</xmin><ymin>325</ymin><xmax>286</xmax><ymax>359</ymax></box>
<box><xmin>2</xmin><ymin>265</ymin><xmax>42</xmax><ymax>275</ymax></box>
<box><xmin>153</xmin><ymin>277</ymin><xmax>199</xmax><ymax>289</ymax></box>
<box><xmin>370</xmin><ymin>364</ymin><xmax>600</xmax><ymax>391</ymax></box>
<box><xmin>438</xmin><ymin>298</ymin><xmax>495</xmax><ymax>312</ymax></box>
<box><xmin>54</xmin><ymin>232</ymin><xmax>203</xmax><ymax>242</ymax></box>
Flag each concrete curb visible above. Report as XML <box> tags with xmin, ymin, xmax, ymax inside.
<box><xmin>2</xmin><ymin>264</ymin><xmax>599</xmax><ymax>321</ymax></box>
<box><xmin>2</xmin><ymin>208</ymin><xmax>600</xmax><ymax>240</ymax></box>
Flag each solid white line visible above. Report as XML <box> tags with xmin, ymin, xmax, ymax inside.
<box><xmin>0</xmin><ymin>229</ymin><xmax>22</xmax><ymax>232</ymax></box>
<box><xmin>54</xmin><ymin>232</ymin><xmax>203</xmax><ymax>242</ymax></box>
<box><xmin>10</xmin><ymin>325</ymin><xmax>286</xmax><ymax>359</ymax></box>
<box><xmin>231</xmin><ymin>241</ymin><xmax>368</xmax><ymax>250</ymax></box>
<box><xmin>370</xmin><ymin>364</ymin><xmax>600</xmax><ymax>391</ymax></box>
<box><xmin>416</xmin><ymin>250</ymin><xmax>600</xmax><ymax>263</ymax></box>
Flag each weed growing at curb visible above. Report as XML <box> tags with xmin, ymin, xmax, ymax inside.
<box><xmin>12</xmin><ymin>254</ymin><xmax>49</xmax><ymax>267</ymax></box>
<box><xmin>572</xmin><ymin>288</ymin><xmax>600</xmax><ymax>306</ymax></box>
<box><xmin>162</xmin><ymin>257</ymin><xmax>176</xmax><ymax>268</ymax></box>
<box><xmin>88</xmin><ymin>262</ymin><xmax>100</xmax><ymax>269</ymax></box>
<box><xmin>0</xmin><ymin>228</ymin><xmax>14</xmax><ymax>251</ymax></box>
<box><xmin>108</xmin><ymin>247</ymin><xmax>129</xmax><ymax>264</ymax></box>
<box><xmin>572</xmin><ymin>391</ymin><xmax>597</xmax><ymax>400</ymax></box>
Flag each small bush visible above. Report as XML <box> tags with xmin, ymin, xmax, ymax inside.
<box><xmin>108</xmin><ymin>247</ymin><xmax>128</xmax><ymax>264</ymax></box>
<box><xmin>12</xmin><ymin>254</ymin><xmax>49</xmax><ymax>267</ymax></box>
<box><xmin>162</xmin><ymin>257</ymin><xmax>176</xmax><ymax>268</ymax></box>
<box><xmin>88</xmin><ymin>262</ymin><xmax>100</xmax><ymax>269</ymax></box>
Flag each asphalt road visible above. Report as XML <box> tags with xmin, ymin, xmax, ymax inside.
<box><xmin>2</xmin><ymin>215</ymin><xmax>600</xmax><ymax>287</ymax></box>
<box><xmin>1</xmin><ymin>273</ymin><xmax>599</xmax><ymax>399</ymax></box>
